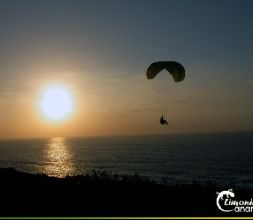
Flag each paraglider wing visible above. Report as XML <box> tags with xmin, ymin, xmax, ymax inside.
<box><xmin>146</xmin><ymin>61</ymin><xmax>185</xmax><ymax>82</ymax></box>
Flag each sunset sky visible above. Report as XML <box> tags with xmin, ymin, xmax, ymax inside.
<box><xmin>0</xmin><ymin>0</ymin><xmax>253</xmax><ymax>138</ymax></box>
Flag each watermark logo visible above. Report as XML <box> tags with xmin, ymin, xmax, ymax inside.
<box><xmin>216</xmin><ymin>189</ymin><xmax>253</xmax><ymax>213</ymax></box>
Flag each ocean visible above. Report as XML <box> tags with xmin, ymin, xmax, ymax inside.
<box><xmin>0</xmin><ymin>132</ymin><xmax>253</xmax><ymax>187</ymax></box>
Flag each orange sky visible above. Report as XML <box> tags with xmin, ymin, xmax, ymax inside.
<box><xmin>1</xmin><ymin>1</ymin><xmax>253</xmax><ymax>139</ymax></box>
<box><xmin>1</xmin><ymin>65</ymin><xmax>253</xmax><ymax>139</ymax></box>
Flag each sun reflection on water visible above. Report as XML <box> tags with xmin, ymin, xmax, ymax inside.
<box><xmin>43</xmin><ymin>137</ymin><xmax>75</xmax><ymax>177</ymax></box>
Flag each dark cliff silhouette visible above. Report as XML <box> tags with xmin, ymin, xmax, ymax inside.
<box><xmin>0</xmin><ymin>168</ymin><xmax>251</xmax><ymax>217</ymax></box>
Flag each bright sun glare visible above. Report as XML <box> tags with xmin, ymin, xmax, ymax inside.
<box><xmin>40</xmin><ymin>86</ymin><xmax>74</xmax><ymax>121</ymax></box>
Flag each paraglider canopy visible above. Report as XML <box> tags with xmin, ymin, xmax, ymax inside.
<box><xmin>146</xmin><ymin>61</ymin><xmax>185</xmax><ymax>82</ymax></box>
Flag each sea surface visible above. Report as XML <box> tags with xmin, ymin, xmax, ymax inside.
<box><xmin>0</xmin><ymin>132</ymin><xmax>253</xmax><ymax>187</ymax></box>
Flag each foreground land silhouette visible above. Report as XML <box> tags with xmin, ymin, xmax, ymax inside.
<box><xmin>0</xmin><ymin>167</ymin><xmax>252</xmax><ymax>217</ymax></box>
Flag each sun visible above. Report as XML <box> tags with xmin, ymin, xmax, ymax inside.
<box><xmin>40</xmin><ymin>86</ymin><xmax>74</xmax><ymax>121</ymax></box>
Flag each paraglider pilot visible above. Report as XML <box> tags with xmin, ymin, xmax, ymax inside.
<box><xmin>160</xmin><ymin>115</ymin><xmax>168</xmax><ymax>125</ymax></box>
